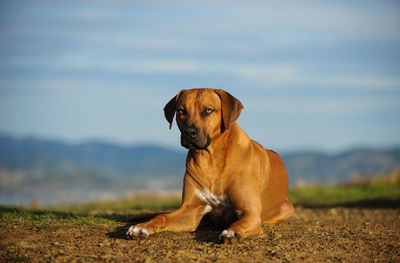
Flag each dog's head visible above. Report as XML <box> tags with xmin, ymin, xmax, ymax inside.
<box><xmin>163</xmin><ymin>89</ymin><xmax>243</xmax><ymax>150</ymax></box>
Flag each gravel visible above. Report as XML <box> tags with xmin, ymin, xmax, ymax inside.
<box><xmin>1</xmin><ymin>207</ymin><xmax>399</xmax><ymax>262</ymax></box>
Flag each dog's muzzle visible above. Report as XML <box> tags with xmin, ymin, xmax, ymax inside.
<box><xmin>181</xmin><ymin>125</ymin><xmax>210</xmax><ymax>150</ymax></box>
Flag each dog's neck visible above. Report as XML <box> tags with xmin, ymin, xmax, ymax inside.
<box><xmin>185</xmin><ymin>122</ymin><xmax>250</xmax><ymax>190</ymax></box>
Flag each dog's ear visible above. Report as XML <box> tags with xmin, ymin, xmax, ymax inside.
<box><xmin>215</xmin><ymin>89</ymin><xmax>243</xmax><ymax>132</ymax></box>
<box><xmin>163</xmin><ymin>90</ymin><xmax>185</xmax><ymax>129</ymax></box>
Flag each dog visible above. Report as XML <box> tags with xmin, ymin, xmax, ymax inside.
<box><xmin>126</xmin><ymin>89</ymin><xmax>293</xmax><ymax>243</ymax></box>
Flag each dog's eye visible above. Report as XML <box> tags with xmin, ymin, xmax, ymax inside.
<box><xmin>178</xmin><ymin>109</ymin><xmax>186</xmax><ymax>116</ymax></box>
<box><xmin>205</xmin><ymin>108</ymin><xmax>215</xmax><ymax>115</ymax></box>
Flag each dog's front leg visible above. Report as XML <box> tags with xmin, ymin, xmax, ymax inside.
<box><xmin>219</xmin><ymin>186</ymin><xmax>264</xmax><ymax>243</ymax></box>
<box><xmin>126</xmin><ymin>204</ymin><xmax>205</xmax><ymax>238</ymax></box>
<box><xmin>219</xmin><ymin>208</ymin><xmax>263</xmax><ymax>242</ymax></box>
<box><xmin>126</xmin><ymin>174</ymin><xmax>206</xmax><ymax>238</ymax></box>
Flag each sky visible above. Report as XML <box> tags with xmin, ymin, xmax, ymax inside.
<box><xmin>0</xmin><ymin>0</ymin><xmax>399</xmax><ymax>153</ymax></box>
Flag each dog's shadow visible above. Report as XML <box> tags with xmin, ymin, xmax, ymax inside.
<box><xmin>193</xmin><ymin>215</ymin><xmax>224</xmax><ymax>243</ymax></box>
<box><xmin>106</xmin><ymin>213</ymin><xmax>222</xmax><ymax>244</ymax></box>
<box><xmin>107</xmin><ymin>224</ymin><xmax>131</xmax><ymax>239</ymax></box>
<box><xmin>106</xmin><ymin>212</ymin><xmax>158</xmax><ymax>239</ymax></box>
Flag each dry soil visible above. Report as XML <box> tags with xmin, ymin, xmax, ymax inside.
<box><xmin>1</xmin><ymin>206</ymin><xmax>399</xmax><ymax>262</ymax></box>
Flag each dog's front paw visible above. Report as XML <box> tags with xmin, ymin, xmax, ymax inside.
<box><xmin>126</xmin><ymin>225</ymin><xmax>149</xmax><ymax>239</ymax></box>
<box><xmin>219</xmin><ymin>229</ymin><xmax>242</xmax><ymax>244</ymax></box>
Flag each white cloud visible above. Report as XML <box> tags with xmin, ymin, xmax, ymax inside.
<box><xmin>237</xmin><ymin>65</ymin><xmax>303</xmax><ymax>86</ymax></box>
<box><xmin>8</xmin><ymin>1</ymin><xmax>399</xmax><ymax>55</ymax></box>
<box><xmin>223</xmin><ymin>1</ymin><xmax>400</xmax><ymax>41</ymax></box>
<box><xmin>236</xmin><ymin>64</ymin><xmax>400</xmax><ymax>90</ymax></box>
<box><xmin>66</xmin><ymin>7</ymin><xmax>116</xmax><ymax>21</ymax></box>
<box><xmin>323</xmin><ymin>76</ymin><xmax>400</xmax><ymax>89</ymax></box>
<box><xmin>4</xmin><ymin>51</ymin><xmax>399</xmax><ymax>92</ymax></box>
<box><xmin>128</xmin><ymin>60</ymin><xmax>200</xmax><ymax>74</ymax></box>
<box><xmin>100</xmin><ymin>59</ymin><xmax>201</xmax><ymax>74</ymax></box>
<box><xmin>2</xmin><ymin>54</ymin><xmax>201</xmax><ymax>75</ymax></box>
<box><xmin>245</xmin><ymin>95</ymin><xmax>400</xmax><ymax>115</ymax></box>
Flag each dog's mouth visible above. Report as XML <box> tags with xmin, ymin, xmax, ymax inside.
<box><xmin>181</xmin><ymin>136</ymin><xmax>211</xmax><ymax>150</ymax></box>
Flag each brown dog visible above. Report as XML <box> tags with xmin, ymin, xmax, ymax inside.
<box><xmin>126</xmin><ymin>89</ymin><xmax>293</xmax><ymax>243</ymax></box>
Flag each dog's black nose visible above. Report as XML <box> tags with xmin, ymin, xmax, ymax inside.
<box><xmin>183</xmin><ymin>126</ymin><xmax>198</xmax><ymax>138</ymax></box>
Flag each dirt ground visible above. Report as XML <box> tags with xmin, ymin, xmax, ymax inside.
<box><xmin>1</xmin><ymin>206</ymin><xmax>399</xmax><ymax>263</ymax></box>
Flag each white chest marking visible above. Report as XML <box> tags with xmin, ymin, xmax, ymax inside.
<box><xmin>195</xmin><ymin>188</ymin><xmax>231</xmax><ymax>215</ymax></box>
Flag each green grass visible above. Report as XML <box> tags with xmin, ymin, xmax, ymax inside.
<box><xmin>0</xmin><ymin>205</ymin><xmax>116</xmax><ymax>226</ymax></box>
<box><xmin>288</xmin><ymin>182</ymin><xmax>400</xmax><ymax>206</ymax></box>
<box><xmin>1</xmin><ymin>182</ymin><xmax>399</xmax><ymax>226</ymax></box>
<box><xmin>53</xmin><ymin>194</ymin><xmax>182</xmax><ymax>214</ymax></box>
<box><xmin>55</xmin><ymin>181</ymin><xmax>399</xmax><ymax>213</ymax></box>
<box><xmin>0</xmin><ymin>195</ymin><xmax>182</xmax><ymax>228</ymax></box>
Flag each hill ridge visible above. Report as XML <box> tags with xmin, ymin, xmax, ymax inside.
<box><xmin>1</xmin><ymin>135</ymin><xmax>399</xmax><ymax>204</ymax></box>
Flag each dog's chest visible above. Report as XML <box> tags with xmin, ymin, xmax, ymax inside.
<box><xmin>195</xmin><ymin>188</ymin><xmax>237</xmax><ymax>228</ymax></box>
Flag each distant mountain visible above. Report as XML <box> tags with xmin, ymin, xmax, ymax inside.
<box><xmin>0</xmin><ymin>136</ymin><xmax>186</xmax><ymax>176</ymax></box>
<box><xmin>0</xmin><ymin>135</ymin><xmax>399</xmax><ymax>205</ymax></box>
<box><xmin>0</xmin><ymin>135</ymin><xmax>186</xmax><ymax>205</ymax></box>
<box><xmin>282</xmin><ymin>148</ymin><xmax>400</xmax><ymax>185</ymax></box>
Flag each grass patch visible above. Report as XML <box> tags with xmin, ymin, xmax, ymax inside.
<box><xmin>53</xmin><ymin>194</ymin><xmax>182</xmax><ymax>213</ymax></box>
<box><xmin>0</xmin><ymin>206</ymin><xmax>115</xmax><ymax>226</ymax></box>
<box><xmin>2</xmin><ymin>181</ymin><xmax>399</xmax><ymax>226</ymax></box>
<box><xmin>0</xmin><ymin>194</ymin><xmax>182</xmax><ymax>227</ymax></box>
<box><xmin>289</xmin><ymin>182</ymin><xmax>400</xmax><ymax>207</ymax></box>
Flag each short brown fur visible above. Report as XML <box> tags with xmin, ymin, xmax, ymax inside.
<box><xmin>127</xmin><ymin>89</ymin><xmax>293</xmax><ymax>240</ymax></box>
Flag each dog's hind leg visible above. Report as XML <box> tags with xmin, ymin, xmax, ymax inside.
<box><xmin>263</xmin><ymin>198</ymin><xmax>294</xmax><ymax>224</ymax></box>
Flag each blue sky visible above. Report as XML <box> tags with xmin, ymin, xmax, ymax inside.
<box><xmin>0</xmin><ymin>0</ymin><xmax>399</xmax><ymax>152</ymax></box>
